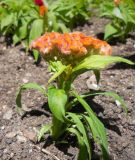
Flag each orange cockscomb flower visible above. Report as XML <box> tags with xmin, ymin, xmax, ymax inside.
<box><xmin>114</xmin><ymin>0</ymin><xmax>121</xmax><ymax>6</ymax></box>
<box><xmin>39</xmin><ymin>5</ymin><xmax>48</xmax><ymax>16</ymax></box>
<box><xmin>30</xmin><ymin>32</ymin><xmax>112</xmax><ymax>61</ymax></box>
<box><xmin>34</xmin><ymin>0</ymin><xmax>48</xmax><ymax>16</ymax></box>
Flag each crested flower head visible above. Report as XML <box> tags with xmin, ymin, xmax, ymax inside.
<box><xmin>34</xmin><ymin>0</ymin><xmax>47</xmax><ymax>16</ymax></box>
<box><xmin>34</xmin><ymin>0</ymin><xmax>43</xmax><ymax>6</ymax></box>
<box><xmin>39</xmin><ymin>5</ymin><xmax>48</xmax><ymax>16</ymax></box>
<box><xmin>30</xmin><ymin>32</ymin><xmax>112</xmax><ymax>63</ymax></box>
<box><xmin>114</xmin><ymin>0</ymin><xmax>121</xmax><ymax>6</ymax></box>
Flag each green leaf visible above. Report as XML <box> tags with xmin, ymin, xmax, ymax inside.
<box><xmin>29</xmin><ymin>19</ymin><xmax>43</xmax><ymax>44</ymax></box>
<box><xmin>1</xmin><ymin>13</ymin><xmax>14</xmax><ymax>30</ymax></box>
<box><xmin>93</xmin><ymin>70</ymin><xmax>100</xmax><ymax>84</ymax></box>
<box><xmin>84</xmin><ymin>115</ymin><xmax>109</xmax><ymax>160</ymax></box>
<box><xmin>58</xmin><ymin>23</ymin><xmax>70</xmax><ymax>33</ymax></box>
<box><xmin>67</xmin><ymin>128</ymin><xmax>89</xmax><ymax>160</ymax></box>
<box><xmin>113</xmin><ymin>8</ymin><xmax>124</xmax><ymax>21</ymax></box>
<box><xmin>104</xmin><ymin>23</ymin><xmax>118</xmax><ymax>40</ymax></box>
<box><xmin>13</xmin><ymin>34</ymin><xmax>20</xmax><ymax>45</ymax></box>
<box><xmin>48</xmin><ymin>87</ymin><xmax>67</xmax><ymax>122</ymax></box>
<box><xmin>18</xmin><ymin>21</ymin><xmax>28</xmax><ymax>40</ymax></box>
<box><xmin>48</xmin><ymin>65</ymin><xmax>67</xmax><ymax>84</ymax></box>
<box><xmin>33</xmin><ymin>50</ymin><xmax>39</xmax><ymax>62</ymax></box>
<box><xmin>73</xmin><ymin>55</ymin><xmax>134</xmax><ymax>72</ymax></box>
<box><xmin>48</xmin><ymin>12</ymin><xmax>59</xmax><ymax>31</ymax></box>
<box><xmin>73</xmin><ymin>91</ymin><xmax>109</xmax><ymax>160</ymax></box>
<box><xmin>83</xmin><ymin>91</ymin><xmax>128</xmax><ymax>114</ymax></box>
<box><xmin>67</xmin><ymin>112</ymin><xmax>91</xmax><ymax>160</ymax></box>
<box><xmin>37</xmin><ymin>124</ymin><xmax>52</xmax><ymax>141</ymax></box>
<box><xmin>16</xmin><ymin>83</ymin><xmax>46</xmax><ymax>114</ymax></box>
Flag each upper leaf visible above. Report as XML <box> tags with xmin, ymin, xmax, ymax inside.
<box><xmin>29</xmin><ymin>19</ymin><xmax>44</xmax><ymax>44</ymax></box>
<box><xmin>73</xmin><ymin>55</ymin><xmax>134</xmax><ymax>72</ymax></box>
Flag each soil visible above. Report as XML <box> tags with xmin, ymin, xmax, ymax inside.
<box><xmin>0</xmin><ymin>17</ymin><xmax>135</xmax><ymax>160</ymax></box>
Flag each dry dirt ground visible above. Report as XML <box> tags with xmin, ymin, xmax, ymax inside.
<box><xmin>0</xmin><ymin>18</ymin><xmax>135</xmax><ymax>160</ymax></box>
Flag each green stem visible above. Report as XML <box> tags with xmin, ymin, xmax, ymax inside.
<box><xmin>51</xmin><ymin>116</ymin><xmax>66</xmax><ymax>140</ymax></box>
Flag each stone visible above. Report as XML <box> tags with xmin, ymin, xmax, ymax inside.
<box><xmin>22</xmin><ymin>78</ymin><xmax>29</xmax><ymax>83</ymax></box>
<box><xmin>5</xmin><ymin>138</ymin><xmax>12</xmax><ymax>144</ymax></box>
<box><xmin>86</xmin><ymin>75</ymin><xmax>100</xmax><ymax>90</ymax></box>
<box><xmin>23</xmin><ymin>130</ymin><xmax>36</xmax><ymax>142</ymax></box>
<box><xmin>128</xmin><ymin>119</ymin><xmax>135</xmax><ymax>126</ymax></box>
<box><xmin>5</xmin><ymin>132</ymin><xmax>16</xmax><ymax>138</ymax></box>
<box><xmin>115</xmin><ymin>100</ymin><xmax>121</xmax><ymax>107</ymax></box>
<box><xmin>17</xmin><ymin>135</ymin><xmax>27</xmax><ymax>143</ymax></box>
<box><xmin>10</xmin><ymin>152</ymin><xmax>14</xmax><ymax>158</ymax></box>
<box><xmin>1</xmin><ymin>126</ymin><xmax>5</xmax><ymax>130</ymax></box>
<box><xmin>25</xmin><ymin>73</ymin><xmax>31</xmax><ymax>77</ymax></box>
<box><xmin>3</xmin><ymin>109</ymin><xmax>13</xmax><ymax>120</ymax></box>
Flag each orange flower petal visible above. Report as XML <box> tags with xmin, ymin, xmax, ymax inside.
<box><xmin>39</xmin><ymin>5</ymin><xmax>48</xmax><ymax>16</ymax></box>
<box><xmin>114</xmin><ymin>0</ymin><xmax>121</xmax><ymax>6</ymax></box>
<box><xmin>30</xmin><ymin>32</ymin><xmax>112</xmax><ymax>60</ymax></box>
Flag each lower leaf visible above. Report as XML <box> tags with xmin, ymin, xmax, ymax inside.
<box><xmin>16</xmin><ymin>82</ymin><xmax>46</xmax><ymax>114</ymax></box>
<box><xmin>67</xmin><ymin>128</ymin><xmax>89</xmax><ymax>160</ymax></box>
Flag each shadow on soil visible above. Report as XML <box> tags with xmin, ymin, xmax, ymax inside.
<box><xmin>75</xmin><ymin>97</ymin><xmax>121</xmax><ymax>136</ymax></box>
<box><xmin>109</xmin><ymin>54</ymin><xmax>135</xmax><ymax>70</ymax></box>
<box><xmin>21</xmin><ymin>102</ymin><xmax>51</xmax><ymax>119</ymax></box>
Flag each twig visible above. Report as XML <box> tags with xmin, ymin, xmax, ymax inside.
<box><xmin>32</xmin><ymin>144</ymin><xmax>60</xmax><ymax>160</ymax></box>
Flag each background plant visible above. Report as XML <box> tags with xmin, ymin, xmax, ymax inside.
<box><xmin>0</xmin><ymin>0</ymin><xmax>48</xmax><ymax>60</ymax></box>
<box><xmin>0</xmin><ymin>0</ymin><xmax>90</xmax><ymax>61</ymax></box>
<box><xmin>47</xmin><ymin>0</ymin><xmax>90</xmax><ymax>32</ymax></box>
<box><xmin>16</xmin><ymin>32</ymin><xmax>134</xmax><ymax>160</ymax></box>
<box><xmin>100</xmin><ymin>0</ymin><xmax>135</xmax><ymax>41</ymax></box>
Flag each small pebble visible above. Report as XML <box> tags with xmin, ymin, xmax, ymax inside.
<box><xmin>128</xmin><ymin>119</ymin><xmax>135</xmax><ymax>126</ymax></box>
<box><xmin>22</xmin><ymin>78</ymin><xmax>29</xmax><ymax>83</ymax></box>
<box><xmin>17</xmin><ymin>135</ymin><xmax>27</xmax><ymax>143</ymax></box>
<box><xmin>5</xmin><ymin>132</ymin><xmax>17</xmax><ymax>138</ymax></box>
<box><xmin>3</xmin><ymin>109</ymin><xmax>13</xmax><ymax>120</ymax></box>
<box><xmin>5</xmin><ymin>138</ymin><xmax>12</xmax><ymax>144</ymax></box>
<box><xmin>10</xmin><ymin>152</ymin><xmax>14</xmax><ymax>158</ymax></box>
<box><xmin>25</xmin><ymin>73</ymin><xmax>31</xmax><ymax>77</ymax></box>
<box><xmin>23</xmin><ymin>130</ymin><xmax>36</xmax><ymax>142</ymax></box>
<box><xmin>1</xmin><ymin>126</ymin><xmax>5</xmax><ymax>130</ymax></box>
<box><xmin>86</xmin><ymin>75</ymin><xmax>100</xmax><ymax>90</ymax></box>
<box><xmin>115</xmin><ymin>100</ymin><xmax>121</xmax><ymax>107</ymax></box>
<box><xmin>3</xmin><ymin>46</ymin><xmax>6</xmax><ymax>50</ymax></box>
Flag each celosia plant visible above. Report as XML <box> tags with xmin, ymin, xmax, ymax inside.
<box><xmin>16</xmin><ymin>32</ymin><xmax>134</xmax><ymax>160</ymax></box>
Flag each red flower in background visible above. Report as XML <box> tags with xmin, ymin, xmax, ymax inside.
<box><xmin>34</xmin><ymin>0</ymin><xmax>43</xmax><ymax>6</ymax></box>
<box><xmin>34</xmin><ymin>0</ymin><xmax>47</xmax><ymax>16</ymax></box>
